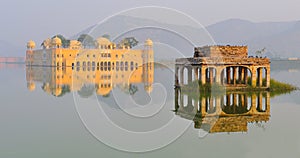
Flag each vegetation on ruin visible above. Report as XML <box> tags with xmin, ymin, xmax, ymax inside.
<box><xmin>178</xmin><ymin>78</ymin><xmax>298</xmax><ymax>97</ymax></box>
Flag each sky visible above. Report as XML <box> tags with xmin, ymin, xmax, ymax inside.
<box><xmin>0</xmin><ymin>0</ymin><xmax>299</xmax><ymax>49</ymax></box>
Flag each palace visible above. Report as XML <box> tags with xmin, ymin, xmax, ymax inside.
<box><xmin>175</xmin><ymin>45</ymin><xmax>271</xmax><ymax>88</ymax></box>
<box><xmin>26</xmin><ymin>37</ymin><xmax>154</xmax><ymax>96</ymax></box>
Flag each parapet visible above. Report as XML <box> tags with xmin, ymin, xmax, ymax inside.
<box><xmin>194</xmin><ymin>45</ymin><xmax>248</xmax><ymax>58</ymax></box>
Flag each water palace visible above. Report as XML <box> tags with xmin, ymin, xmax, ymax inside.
<box><xmin>25</xmin><ymin>37</ymin><xmax>154</xmax><ymax>96</ymax></box>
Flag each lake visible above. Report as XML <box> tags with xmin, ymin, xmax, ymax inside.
<box><xmin>0</xmin><ymin>60</ymin><xmax>299</xmax><ymax>158</ymax></box>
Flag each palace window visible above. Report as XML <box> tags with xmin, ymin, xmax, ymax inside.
<box><xmin>108</xmin><ymin>62</ymin><xmax>111</xmax><ymax>71</ymax></box>
<box><xmin>116</xmin><ymin>62</ymin><xmax>119</xmax><ymax>71</ymax></box>
<box><xmin>130</xmin><ymin>62</ymin><xmax>134</xmax><ymax>71</ymax></box>
<box><xmin>120</xmin><ymin>62</ymin><xmax>124</xmax><ymax>71</ymax></box>
<box><xmin>125</xmin><ymin>62</ymin><xmax>128</xmax><ymax>71</ymax></box>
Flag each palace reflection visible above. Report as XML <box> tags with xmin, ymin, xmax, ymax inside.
<box><xmin>175</xmin><ymin>89</ymin><xmax>270</xmax><ymax>133</ymax></box>
<box><xmin>26</xmin><ymin>64</ymin><xmax>153</xmax><ymax>97</ymax></box>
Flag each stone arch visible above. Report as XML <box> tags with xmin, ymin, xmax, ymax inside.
<box><xmin>222</xmin><ymin>93</ymin><xmax>250</xmax><ymax>114</ymax></box>
<box><xmin>256</xmin><ymin>93</ymin><xmax>267</xmax><ymax>112</ymax></box>
<box><xmin>256</xmin><ymin>67</ymin><xmax>267</xmax><ymax>87</ymax></box>
<box><xmin>205</xmin><ymin>67</ymin><xmax>217</xmax><ymax>84</ymax></box>
<box><xmin>182</xmin><ymin>67</ymin><xmax>188</xmax><ymax>85</ymax></box>
<box><xmin>221</xmin><ymin>66</ymin><xmax>252</xmax><ymax>85</ymax></box>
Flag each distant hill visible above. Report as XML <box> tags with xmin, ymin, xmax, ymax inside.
<box><xmin>76</xmin><ymin>16</ymin><xmax>300</xmax><ymax>58</ymax></box>
<box><xmin>206</xmin><ymin>19</ymin><xmax>300</xmax><ymax>57</ymax></box>
<box><xmin>2</xmin><ymin>16</ymin><xmax>300</xmax><ymax>58</ymax></box>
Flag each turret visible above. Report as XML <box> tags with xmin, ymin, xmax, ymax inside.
<box><xmin>27</xmin><ymin>82</ymin><xmax>36</xmax><ymax>91</ymax></box>
<box><xmin>144</xmin><ymin>38</ymin><xmax>153</xmax><ymax>47</ymax></box>
<box><xmin>26</xmin><ymin>40</ymin><xmax>36</xmax><ymax>50</ymax></box>
<box><xmin>143</xmin><ymin>39</ymin><xmax>154</xmax><ymax>94</ymax></box>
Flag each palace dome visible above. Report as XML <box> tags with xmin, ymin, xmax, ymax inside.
<box><xmin>52</xmin><ymin>36</ymin><xmax>62</xmax><ymax>46</ymax></box>
<box><xmin>53</xmin><ymin>86</ymin><xmax>62</xmax><ymax>96</ymax></box>
<box><xmin>95</xmin><ymin>37</ymin><xmax>111</xmax><ymax>46</ymax></box>
<box><xmin>42</xmin><ymin>83</ymin><xmax>51</xmax><ymax>94</ymax></box>
<box><xmin>27</xmin><ymin>40</ymin><xmax>36</xmax><ymax>49</ymax></box>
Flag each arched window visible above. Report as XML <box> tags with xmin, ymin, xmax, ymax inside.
<box><xmin>125</xmin><ymin>62</ymin><xmax>128</xmax><ymax>71</ymax></box>
<box><xmin>130</xmin><ymin>62</ymin><xmax>134</xmax><ymax>71</ymax></box>
<box><xmin>120</xmin><ymin>62</ymin><xmax>124</xmax><ymax>71</ymax></box>
<box><xmin>116</xmin><ymin>62</ymin><xmax>119</xmax><ymax>71</ymax></box>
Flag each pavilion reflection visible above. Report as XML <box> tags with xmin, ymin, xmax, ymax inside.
<box><xmin>175</xmin><ymin>88</ymin><xmax>270</xmax><ymax>133</ymax></box>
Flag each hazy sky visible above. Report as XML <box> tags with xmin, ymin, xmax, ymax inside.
<box><xmin>0</xmin><ymin>0</ymin><xmax>299</xmax><ymax>47</ymax></box>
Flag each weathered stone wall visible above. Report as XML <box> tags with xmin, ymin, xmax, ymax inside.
<box><xmin>194</xmin><ymin>45</ymin><xmax>248</xmax><ymax>58</ymax></box>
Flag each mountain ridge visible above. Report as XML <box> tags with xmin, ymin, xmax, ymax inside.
<box><xmin>1</xmin><ymin>16</ymin><xmax>299</xmax><ymax>58</ymax></box>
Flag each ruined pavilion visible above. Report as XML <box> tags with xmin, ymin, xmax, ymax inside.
<box><xmin>175</xmin><ymin>45</ymin><xmax>271</xmax><ymax>88</ymax></box>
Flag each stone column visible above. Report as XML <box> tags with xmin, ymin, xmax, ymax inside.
<box><xmin>233</xmin><ymin>93</ymin><xmax>237</xmax><ymax>106</ymax></box>
<box><xmin>226</xmin><ymin>94</ymin><xmax>231</xmax><ymax>106</ymax></box>
<box><xmin>233</xmin><ymin>66</ymin><xmax>237</xmax><ymax>85</ymax></box>
<box><xmin>209</xmin><ymin>68</ymin><xmax>214</xmax><ymax>84</ymax></box>
<box><xmin>188</xmin><ymin>67</ymin><xmax>192</xmax><ymax>84</ymax></box>
<box><xmin>258</xmin><ymin>67</ymin><xmax>263</xmax><ymax>87</ymax></box>
<box><xmin>227</xmin><ymin>67</ymin><xmax>231</xmax><ymax>84</ymax></box>
<box><xmin>175</xmin><ymin>66</ymin><xmax>179</xmax><ymax>86</ymax></box>
<box><xmin>251</xmin><ymin>67</ymin><xmax>257</xmax><ymax>87</ymax></box>
<box><xmin>258</xmin><ymin>92</ymin><xmax>263</xmax><ymax>111</ymax></box>
<box><xmin>179</xmin><ymin>92</ymin><xmax>184</xmax><ymax>111</ymax></box>
<box><xmin>180</xmin><ymin>67</ymin><xmax>184</xmax><ymax>85</ymax></box>
<box><xmin>175</xmin><ymin>88</ymin><xmax>179</xmax><ymax>111</ymax></box>
<box><xmin>266</xmin><ymin>92</ymin><xmax>270</xmax><ymax>113</ymax></box>
<box><xmin>215</xmin><ymin>96</ymin><xmax>222</xmax><ymax>114</ymax></box>
<box><xmin>233</xmin><ymin>94</ymin><xmax>237</xmax><ymax>113</ymax></box>
<box><xmin>187</xmin><ymin>96</ymin><xmax>193</xmax><ymax>112</ymax></box>
<box><xmin>201</xmin><ymin>66</ymin><xmax>206</xmax><ymax>85</ymax></box>
<box><xmin>220</xmin><ymin>69</ymin><xmax>224</xmax><ymax>84</ymax></box>
<box><xmin>201</xmin><ymin>97</ymin><xmax>206</xmax><ymax>116</ymax></box>
<box><xmin>240</xmin><ymin>94</ymin><xmax>245</xmax><ymax>107</ymax></box>
<box><xmin>194</xmin><ymin>98</ymin><xmax>199</xmax><ymax>112</ymax></box>
<box><xmin>194</xmin><ymin>67</ymin><xmax>199</xmax><ymax>80</ymax></box>
<box><xmin>209</xmin><ymin>96</ymin><xmax>214</xmax><ymax>113</ymax></box>
<box><xmin>215</xmin><ymin>68</ymin><xmax>221</xmax><ymax>84</ymax></box>
<box><xmin>250</xmin><ymin>94</ymin><xmax>257</xmax><ymax>114</ymax></box>
<box><xmin>266</xmin><ymin>66</ymin><xmax>270</xmax><ymax>88</ymax></box>
<box><xmin>244</xmin><ymin>68</ymin><xmax>248</xmax><ymax>85</ymax></box>
<box><xmin>240</xmin><ymin>67</ymin><xmax>245</xmax><ymax>83</ymax></box>
<box><xmin>244</xmin><ymin>94</ymin><xmax>248</xmax><ymax>107</ymax></box>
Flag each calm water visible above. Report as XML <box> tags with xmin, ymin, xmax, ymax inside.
<box><xmin>0</xmin><ymin>62</ymin><xmax>300</xmax><ymax>157</ymax></box>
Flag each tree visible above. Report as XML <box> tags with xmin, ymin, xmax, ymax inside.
<box><xmin>77</xmin><ymin>34</ymin><xmax>95</xmax><ymax>48</ymax></box>
<box><xmin>77</xmin><ymin>84</ymin><xmax>95</xmax><ymax>98</ymax></box>
<box><xmin>255</xmin><ymin>47</ymin><xmax>266</xmax><ymax>57</ymax></box>
<box><xmin>129</xmin><ymin>84</ymin><xmax>138</xmax><ymax>95</ymax></box>
<box><xmin>101</xmin><ymin>34</ymin><xmax>111</xmax><ymax>40</ymax></box>
<box><xmin>56</xmin><ymin>85</ymin><xmax>71</xmax><ymax>97</ymax></box>
<box><xmin>52</xmin><ymin>34</ymin><xmax>70</xmax><ymax>48</ymax></box>
<box><xmin>120</xmin><ymin>37</ymin><xmax>139</xmax><ymax>48</ymax></box>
